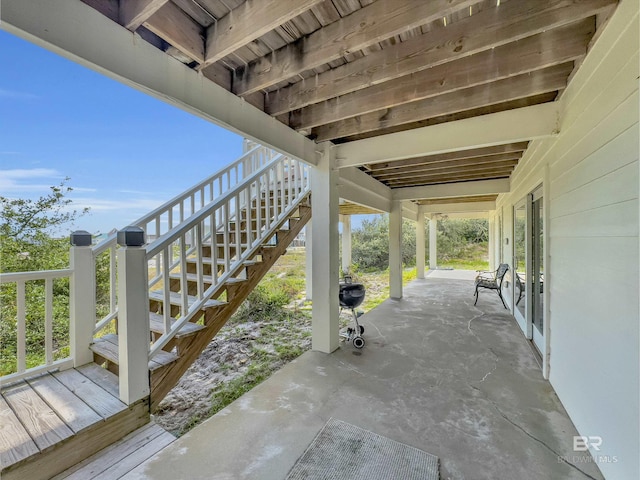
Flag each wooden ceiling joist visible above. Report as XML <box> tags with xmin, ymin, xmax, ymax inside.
<box><xmin>373</xmin><ymin>157</ymin><xmax>522</xmax><ymax>181</ymax></box>
<box><xmin>312</xmin><ymin>63</ymin><xmax>573</xmax><ymax>141</ymax></box>
<box><xmin>383</xmin><ymin>164</ymin><xmax>517</xmax><ymax>185</ymax></box>
<box><xmin>418</xmin><ymin>195</ymin><xmax>499</xmax><ymax>206</ymax></box>
<box><xmin>143</xmin><ymin>2</ymin><xmax>205</xmax><ymax>63</ymax></box>
<box><xmin>121</xmin><ymin>0</ymin><xmax>169</xmax><ymax>31</ymax></box>
<box><xmin>388</xmin><ymin>172</ymin><xmax>512</xmax><ymax>189</ymax></box>
<box><xmin>202</xmin><ymin>0</ymin><xmax>323</xmax><ymax>68</ymax></box>
<box><xmin>366</xmin><ymin>144</ymin><xmax>529</xmax><ymax>172</ymax></box>
<box><xmin>290</xmin><ymin>19</ymin><xmax>594</xmax><ymax>131</ymax></box>
<box><xmin>232</xmin><ymin>0</ymin><xmax>478</xmax><ymax>96</ymax></box>
<box><xmin>267</xmin><ymin>0</ymin><xmax>615</xmax><ymax>116</ymax></box>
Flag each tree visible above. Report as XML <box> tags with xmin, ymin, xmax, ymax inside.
<box><xmin>0</xmin><ymin>180</ymin><xmax>89</xmax><ymax>374</ymax></box>
<box><xmin>1</xmin><ymin>179</ymin><xmax>89</xmax><ymax>273</ymax></box>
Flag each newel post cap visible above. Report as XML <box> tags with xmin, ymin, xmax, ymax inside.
<box><xmin>70</xmin><ymin>230</ymin><xmax>92</xmax><ymax>247</ymax></box>
<box><xmin>117</xmin><ymin>226</ymin><xmax>146</xmax><ymax>247</ymax></box>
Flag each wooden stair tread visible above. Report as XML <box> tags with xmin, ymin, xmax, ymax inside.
<box><xmin>194</xmin><ymin>257</ymin><xmax>260</xmax><ymax>266</ymax></box>
<box><xmin>166</xmin><ymin>271</ymin><xmax>251</xmax><ymax>286</ymax></box>
<box><xmin>90</xmin><ymin>334</ymin><xmax>178</xmax><ymax>372</ymax></box>
<box><xmin>148</xmin><ymin>290</ymin><xmax>225</xmax><ymax>309</ymax></box>
<box><xmin>148</xmin><ymin>313</ymin><xmax>206</xmax><ymax>338</ymax></box>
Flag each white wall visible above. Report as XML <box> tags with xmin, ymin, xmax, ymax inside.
<box><xmin>495</xmin><ymin>2</ymin><xmax>639</xmax><ymax>478</ymax></box>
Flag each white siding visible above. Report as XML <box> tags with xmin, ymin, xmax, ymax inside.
<box><xmin>495</xmin><ymin>2</ymin><xmax>639</xmax><ymax>478</ymax></box>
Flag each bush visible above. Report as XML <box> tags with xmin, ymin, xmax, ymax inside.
<box><xmin>350</xmin><ymin>215</ymin><xmax>417</xmax><ymax>271</ymax></box>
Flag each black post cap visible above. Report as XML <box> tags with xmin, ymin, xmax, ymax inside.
<box><xmin>70</xmin><ymin>230</ymin><xmax>92</xmax><ymax>247</ymax></box>
<box><xmin>117</xmin><ymin>226</ymin><xmax>146</xmax><ymax>247</ymax></box>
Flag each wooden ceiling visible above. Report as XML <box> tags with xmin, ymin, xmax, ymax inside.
<box><xmin>82</xmin><ymin>0</ymin><xmax>617</xmax><ymax>200</ymax></box>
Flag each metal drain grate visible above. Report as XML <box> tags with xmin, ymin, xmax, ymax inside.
<box><xmin>286</xmin><ymin>418</ymin><xmax>439</xmax><ymax>480</ymax></box>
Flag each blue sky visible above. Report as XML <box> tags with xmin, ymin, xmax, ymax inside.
<box><xmin>0</xmin><ymin>30</ymin><xmax>243</xmax><ymax>235</ymax></box>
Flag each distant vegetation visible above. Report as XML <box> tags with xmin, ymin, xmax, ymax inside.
<box><xmin>350</xmin><ymin>214</ymin><xmax>489</xmax><ymax>272</ymax></box>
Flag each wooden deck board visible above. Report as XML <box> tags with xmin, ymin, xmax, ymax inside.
<box><xmin>53</xmin><ymin>369</ymin><xmax>126</xmax><ymax>419</ymax></box>
<box><xmin>27</xmin><ymin>373</ymin><xmax>102</xmax><ymax>434</ymax></box>
<box><xmin>52</xmin><ymin>422</ymin><xmax>172</xmax><ymax>480</ymax></box>
<box><xmin>92</xmin><ymin>429</ymin><xmax>174</xmax><ymax>480</ymax></box>
<box><xmin>77</xmin><ymin>363</ymin><xmax>119</xmax><ymax>399</ymax></box>
<box><xmin>2</xmin><ymin>382</ymin><xmax>74</xmax><ymax>451</ymax></box>
<box><xmin>0</xmin><ymin>395</ymin><xmax>39</xmax><ymax>468</ymax></box>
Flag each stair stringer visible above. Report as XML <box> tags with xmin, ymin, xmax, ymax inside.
<box><xmin>149</xmin><ymin>200</ymin><xmax>312</xmax><ymax>410</ymax></box>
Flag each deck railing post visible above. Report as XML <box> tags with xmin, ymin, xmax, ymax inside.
<box><xmin>116</xmin><ymin>226</ymin><xmax>150</xmax><ymax>405</ymax></box>
<box><xmin>70</xmin><ymin>231</ymin><xmax>96</xmax><ymax>367</ymax></box>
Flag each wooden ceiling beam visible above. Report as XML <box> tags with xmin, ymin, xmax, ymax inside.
<box><xmin>120</xmin><ymin>0</ymin><xmax>169</xmax><ymax>31</ymax></box>
<box><xmin>202</xmin><ymin>0</ymin><xmax>323</xmax><ymax>68</ymax></box>
<box><xmin>143</xmin><ymin>2</ymin><xmax>205</xmax><ymax>64</ymax></box>
<box><xmin>420</xmin><ymin>201</ymin><xmax>497</xmax><ymax>214</ymax></box>
<box><xmin>341</xmin><ymin>93</ymin><xmax>557</xmax><ymax>143</ymax></box>
<box><xmin>312</xmin><ymin>62</ymin><xmax>573</xmax><ymax>141</ymax></box>
<box><xmin>387</xmin><ymin>172</ymin><xmax>513</xmax><ymax>188</ymax></box>
<box><xmin>372</xmin><ymin>156</ymin><xmax>522</xmax><ymax>180</ymax></box>
<box><xmin>381</xmin><ymin>163</ymin><xmax>518</xmax><ymax>184</ymax></box>
<box><xmin>232</xmin><ymin>0</ymin><xmax>477</xmax><ymax>96</ymax></box>
<box><xmin>367</xmin><ymin>144</ymin><xmax>528</xmax><ymax>172</ymax></box>
<box><xmin>292</xmin><ymin>20</ymin><xmax>594</xmax><ymax>131</ymax></box>
<box><xmin>393</xmin><ymin>179</ymin><xmax>511</xmax><ymax>201</ymax></box>
<box><xmin>267</xmin><ymin>0</ymin><xmax>615</xmax><ymax>116</ymax></box>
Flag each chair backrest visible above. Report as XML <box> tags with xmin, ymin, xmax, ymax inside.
<box><xmin>496</xmin><ymin>264</ymin><xmax>509</xmax><ymax>283</ymax></box>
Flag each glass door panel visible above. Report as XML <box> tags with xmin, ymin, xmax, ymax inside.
<box><xmin>514</xmin><ymin>203</ymin><xmax>527</xmax><ymax>322</ymax></box>
<box><xmin>531</xmin><ymin>191</ymin><xmax>544</xmax><ymax>351</ymax></box>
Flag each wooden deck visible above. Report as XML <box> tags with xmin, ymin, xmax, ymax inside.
<box><xmin>0</xmin><ymin>363</ymin><xmax>150</xmax><ymax>480</ymax></box>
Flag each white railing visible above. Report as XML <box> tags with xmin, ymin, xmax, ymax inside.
<box><xmin>90</xmin><ymin>144</ymin><xmax>277</xmax><ymax>335</ymax></box>
<box><xmin>0</xmin><ymin>269</ymin><xmax>74</xmax><ymax>386</ymax></box>
<box><xmin>145</xmin><ymin>154</ymin><xmax>311</xmax><ymax>359</ymax></box>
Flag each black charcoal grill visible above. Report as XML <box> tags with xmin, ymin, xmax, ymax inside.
<box><xmin>339</xmin><ymin>276</ymin><xmax>366</xmax><ymax>349</ymax></box>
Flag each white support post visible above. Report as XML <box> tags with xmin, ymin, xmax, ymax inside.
<box><xmin>341</xmin><ymin>214</ymin><xmax>352</xmax><ymax>275</ymax></box>
<box><xmin>311</xmin><ymin>143</ymin><xmax>340</xmax><ymax>353</ymax></box>
<box><xmin>416</xmin><ymin>205</ymin><xmax>426</xmax><ymax>279</ymax></box>
<box><xmin>305</xmin><ymin>221</ymin><xmax>312</xmax><ymax>301</ymax></box>
<box><xmin>429</xmin><ymin>215</ymin><xmax>438</xmax><ymax>270</ymax></box>
<box><xmin>389</xmin><ymin>200</ymin><xmax>403</xmax><ymax>299</ymax></box>
<box><xmin>69</xmin><ymin>231</ymin><xmax>96</xmax><ymax>367</ymax></box>
<box><xmin>117</xmin><ymin>228</ymin><xmax>150</xmax><ymax>405</ymax></box>
<box><xmin>488</xmin><ymin>216</ymin><xmax>496</xmax><ymax>271</ymax></box>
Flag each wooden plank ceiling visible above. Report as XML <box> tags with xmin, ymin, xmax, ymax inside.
<box><xmin>83</xmin><ymin>0</ymin><xmax>617</xmax><ymax>209</ymax></box>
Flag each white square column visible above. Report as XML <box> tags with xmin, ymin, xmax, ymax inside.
<box><xmin>416</xmin><ymin>205</ymin><xmax>426</xmax><ymax>279</ymax></box>
<box><xmin>389</xmin><ymin>200</ymin><xmax>403</xmax><ymax>299</ymax></box>
<box><xmin>341</xmin><ymin>214</ymin><xmax>352</xmax><ymax>275</ymax></box>
<box><xmin>429</xmin><ymin>215</ymin><xmax>438</xmax><ymax>270</ymax></box>
<box><xmin>305</xmin><ymin>221</ymin><xmax>312</xmax><ymax>300</ymax></box>
<box><xmin>311</xmin><ymin>143</ymin><xmax>340</xmax><ymax>353</ymax></box>
<box><xmin>488</xmin><ymin>216</ymin><xmax>496</xmax><ymax>271</ymax></box>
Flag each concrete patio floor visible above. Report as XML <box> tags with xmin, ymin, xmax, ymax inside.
<box><xmin>123</xmin><ymin>272</ymin><xmax>603</xmax><ymax>480</ymax></box>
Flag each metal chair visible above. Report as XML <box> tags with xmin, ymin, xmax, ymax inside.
<box><xmin>474</xmin><ymin>263</ymin><xmax>509</xmax><ymax>308</ymax></box>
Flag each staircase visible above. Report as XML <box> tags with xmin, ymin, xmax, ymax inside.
<box><xmin>87</xmin><ymin>143</ymin><xmax>312</xmax><ymax>410</ymax></box>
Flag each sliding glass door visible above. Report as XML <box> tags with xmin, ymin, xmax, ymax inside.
<box><xmin>513</xmin><ymin>186</ymin><xmax>545</xmax><ymax>356</ymax></box>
